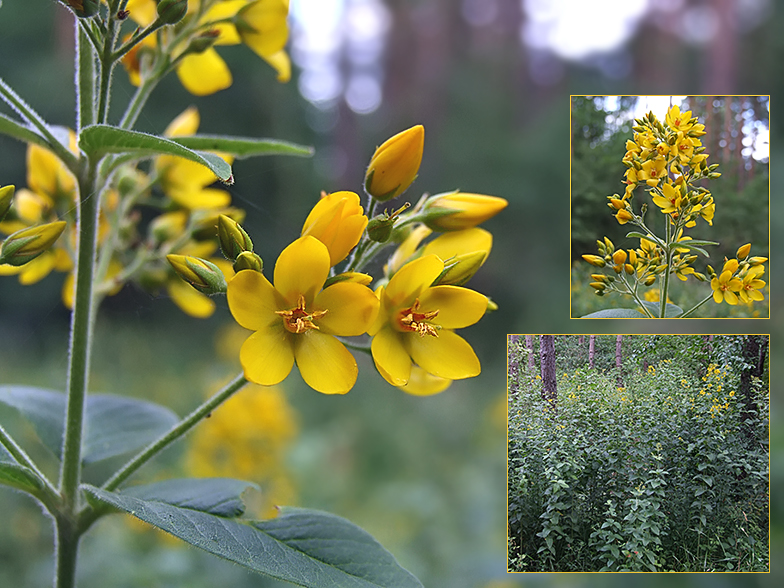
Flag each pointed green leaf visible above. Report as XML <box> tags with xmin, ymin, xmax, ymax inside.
<box><xmin>0</xmin><ymin>460</ymin><xmax>44</xmax><ymax>494</ymax></box>
<box><xmin>625</xmin><ymin>231</ymin><xmax>659</xmax><ymax>244</ymax></box>
<box><xmin>639</xmin><ymin>301</ymin><xmax>683</xmax><ymax>318</ymax></box>
<box><xmin>173</xmin><ymin>135</ymin><xmax>313</xmax><ymax>159</ymax></box>
<box><xmin>0</xmin><ymin>113</ymin><xmax>50</xmax><ymax>148</ymax></box>
<box><xmin>79</xmin><ymin>125</ymin><xmax>233</xmax><ymax>183</ymax></box>
<box><xmin>122</xmin><ymin>478</ymin><xmax>258</xmax><ymax>518</ymax></box>
<box><xmin>0</xmin><ymin>386</ymin><xmax>179</xmax><ymax>463</ymax></box>
<box><xmin>84</xmin><ymin>485</ymin><xmax>423</xmax><ymax>588</ymax></box>
<box><xmin>581</xmin><ymin>308</ymin><xmax>647</xmax><ymax>318</ymax></box>
<box><xmin>671</xmin><ymin>241</ymin><xmax>713</xmax><ymax>257</ymax></box>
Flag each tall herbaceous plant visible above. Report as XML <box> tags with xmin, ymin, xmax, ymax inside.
<box><xmin>0</xmin><ymin>2</ymin><xmax>506</xmax><ymax>587</ymax></box>
<box><xmin>579</xmin><ymin>102</ymin><xmax>768</xmax><ymax>318</ymax></box>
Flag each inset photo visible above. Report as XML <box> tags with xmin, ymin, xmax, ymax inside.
<box><xmin>570</xmin><ymin>96</ymin><xmax>770</xmax><ymax>318</ymax></box>
<box><xmin>507</xmin><ymin>335</ymin><xmax>770</xmax><ymax>572</ymax></box>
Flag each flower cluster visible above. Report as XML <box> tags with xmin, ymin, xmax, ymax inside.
<box><xmin>221</xmin><ymin>125</ymin><xmax>506</xmax><ymax>395</ymax></box>
<box><xmin>0</xmin><ymin>107</ymin><xmax>243</xmax><ymax>317</ymax></box>
<box><xmin>580</xmin><ymin>103</ymin><xmax>768</xmax><ymax>317</ymax></box>
<box><xmin>120</xmin><ymin>0</ymin><xmax>291</xmax><ymax>95</ymax></box>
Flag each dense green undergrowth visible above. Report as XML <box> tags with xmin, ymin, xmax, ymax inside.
<box><xmin>508</xmin><ymin>359</ymin><xmax>769</xmax><ymax>572</ymax></box>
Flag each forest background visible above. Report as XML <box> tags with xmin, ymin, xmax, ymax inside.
<box><xmin>0</xmin><ymin>1</ymin><xmax>781</xmax><ymax>587</ymax></box>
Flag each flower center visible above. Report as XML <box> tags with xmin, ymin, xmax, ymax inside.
<box><xmin>276</xmin><ymin>295</ymin><xmax>327</xmax><ymax>334</ymax></box>
<box><xmin>398</xmin><ymin>299</ymin><xmax>439</xmax><ymax>337</ymax></box>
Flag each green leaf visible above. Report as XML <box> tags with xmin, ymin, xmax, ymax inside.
<box><xmin>84</xmin><ymin>485</ymin><xmax>423</xmax><ymax>588</ymax></box>
<box><xmin>639</xmin><ymin>301</ymin><xmax>683</xmax><ymax>318</ymax></box>
<box><xmin>0</xmin><ymin>460</ymin><xmax>44</xmax><ymax>494</ymax></box>
<box><xmin>78</xmin><ymin>125</ymin><xmax>233</xmax><ymax>183</ymax></box>
<box><xmin>625</xmin><ymin>231</ymin><xmax>658</xmax><ymax>244</ymax></box>
<box><xmin>122</xmin><ymin>478</ymin><xmax>258</xmax><ymax>518</ymax></box>
<box><xmin>0</xmin><ymin>113</ymin><xmax>50</xmax><ymax>148</ymax></box>
<box><xmin>581</xmin><ymin>308</ymin><xmax>647</xmax><ymax>318</ymax></box>
<box><xmin>0</xmin><ymin>386</ymin><xmax>179</xmax><ymax>464</ymax></box>
<box><xmin>672</xmin><ymin>242</ymin><xmax>710</xmax><ymax>257</ymax></box>
<box><xmin>173</xmin><ymin>135</ymin><xmax>313</xmax><ymax>159</ymax></box>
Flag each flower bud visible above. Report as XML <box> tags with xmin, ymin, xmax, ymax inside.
<box><xmin>736</xmin><ymin>243</ymin><xmax>751</xmax><ymax>260</ymax></box>
<box><xmin>364</xmin><ymin>125</ymin><xmax>424</xmax><ymax>201</ymax></box>
<box><xmin>603</xmin><ymin>237</ymin><xmax>615</xmax><ymax>254</ymax></box>
<box><xmin>582</xmin><ymin>254</ymin><xmax>606</xmax><ymax>268</ymax></box>
<box><xmin>217</xmin><ymin>214</ymin><xmax>254</xmax><ymax>261</ymax></box>
<box><xmin>708</xmin><ymin>172</ymin><xmax>721</xmax><ymax>179</ymax></box>
<box><xmin>187</xmin><ymin>30</ymin><xmax>221</xmax><ymax>54</ymax></box>
<box><xmin>0</xmin><ymin>185</ymin><xmax>14</xmax><ymax>222</ymax></box>
<box><xmin>423</xmin><ymin>192</ymin><xmax>508</xmax><ymax>231</ymax></box>
<box><xmin>0</xmin><ymin>221</ymin><xmax>66</xmax><ymax>266</ymax></box>
<box><xmin>748</xmin><ymin>256</ymin><xmax>767</xmax><ymax>266</ymax></box>
<box><xmin>432</xmin><ymin>251</ymin><xmax>487</xmax><ymax>286</ymax></box>
<box><xmin>61</xmin><ymin>0</ymin><xmax>99</xmax><ymax>18</ymax></box>
<box><xmin>166</xmin><ymin>254</ymin><xmax>227</xmax><ymax>294</ymax></box>
<box><xmin>302</xmin><ymin>191</ymin><xmax>368</xmax><ymax>264</ymax></box>
<box><xmin>156</xmin><ymin>0</ymin><xmax>188</xmax><ymax>25</ymax></box>
<box><xmin>615</xmin><ymin>209</ymin><xmax>633</xmax><ymax>224</ymax></box>
<box><xmin>589</xmin><ymin>282</ymin><xmax>606</xmax><ymax>291</ymax></box>
<box><xmin>608</xmin><ymin>197</ymin><xmax>625</xmax><ymax>210</ymax></box>
<box><xmin>644</xmin><ymin>274</ymin><xmax>656</xmax><ymax>286</ymax></box>
<box><xmin>233</xmin><ymin>250</ymin><xmax>263</xmax><ymax>273</ymax></box>
<box><xmin>149</xmin><ymin>211</ymin><xmax>188</xmax><ymax>243</ymax></box>
<box><xmin>612</xmin><ymin>250</ymin><xmax>627</xmax><ymax>266</ymax></box>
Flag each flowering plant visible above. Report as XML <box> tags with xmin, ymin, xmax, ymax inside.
<box><xmin>0</xmin><ymin>2</ymin><xmax>504</xmax><ymax>587</ymax></box>
<box><xmin>578</xmin><ymin>103</ymin><xmax>768</xmax><ymax>318</ymax></box>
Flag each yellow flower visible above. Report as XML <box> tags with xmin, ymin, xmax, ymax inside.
<box><xmin>364</xmin><ymin>125</ymin><xmax>425</xmax><ymax>201</ymax></box>
<box><xmin>651</xmin><ymin>182</ymin><xmax>681</xmax><ymax>214</ymax></box>
<box><xmin>665</xmin><ymin>105</ymin><xmax>694</xmax><ymax>132</ymax></box>
<box><xmin>300</xmin><ymin>191</ymin><xmax>368</xmax><ymax>266</ymax></box>
<box><xmin>421</xmin><ymin>227</ymin><xmax>492</xmax><ymax>286</ymax></box>
<box><xmin>711</xmin><ymin>262</ymin><xmax>742</xmax><ymax>305</ymax></box>
<box><xmin>227</xmin><ymin>236</ymin><xmax>379</xmax><ymax>394</ymax></box>
<box><xmin>156</xmin><ymin>107</ymin><xmax>233</xmax><ymax>210</ymax></box>
<box><xmin>368</xmin><ymin>254</ymin><xmax>486</xmax><ymax>386</ymax></box>
<box><xmin>737</xmin><ymin>265</ymin><xmax>765</xmax><ymax>303</ymax></box>
<box><xmin>639</xmin><ymin>158</ymin><xmax>667</xmax><ymax>187</ymax></box>
<box><xmin>615</xmin><ymin>209</ymin><xmax>633</xmax><ymax>224</ymax></box>
<box><xmin>424</xmin><ymin>192</ymin><xmax>508</xmax><ymax>231</ymax></box>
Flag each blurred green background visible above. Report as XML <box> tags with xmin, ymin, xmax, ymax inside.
<box><xmin>0</xmin><ymin>0</ymin><xmax>780</xmax><ymax>587</ymax></box>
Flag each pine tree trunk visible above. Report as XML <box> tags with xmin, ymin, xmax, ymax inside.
<box><xmin>739</xmin><ymin>335</ymin><xmax>762</xmax><ymax>441</ymax></box>
<box><xmin>589</xmin><ymin>335</ymin><xmax>596</xmax><ymax>368</ymax></box>
<box><xmin>540</xmin><ymin>335</ymin><xmax>557</xmax><ymax>406</ymax></box>
<box><xmin>508</xmin><ymin>335</ymin><xmax>520</xmax><ymax>394</ymax></box>
<box><xmin>525</xmin><ymin>335</ymin><xmax>535</xmax><ymax>372</ymax></box>
<box><xmin>615</xmin><ymin>335</ymin><xmax>623</xmax><ymax>387</ymax></box>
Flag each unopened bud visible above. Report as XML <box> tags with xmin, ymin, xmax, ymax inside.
<box><xmin>582</xmin><ymin>254</ymin><xmax>606</xmax><ymax>268</ymax></box>
<box><xmin>0</xmin><ymin>221</ymin><xmax>67</xmax><ymax>266</ymax></box>
<box><xmin>708</xmin><ymin>172</ymin><xmax>721</xmax><ymax>179</ymax></box>
<box><xmin>367</xmin><ymin>203</ymin><xmax>409</xmax><ymax>243</ymax></box>
<box><xmin>365</xmin><ymin>125</ymin><xmax>424</xmax><ymax>201</ymax></box>
<box><xmin>432</xmin><ymin>251</ymin><xmax>487</xmax><ymax>286</ymax></box>
<box><xmin>166</xmin><ymin>254</ymin><xmax>227</xmax><ymax>294</ymax></box>
<box><xmin>150</xmin><ymin>211</ymin><xmax>188</xmax><ymax>243</ymax></box>
<box><xmin>644</xmin><ymin>274</ymin><xmax>656</xmax><ymax>286</ymax></box>
<box><xmin>0</xmin><ymin>185</ymin><xmax>14</xmax><ymax>222</ymax></box>
<box><xmin>233</xmin><ymin>250</ymin><xmax>263</xmax><ymax>273</ymax></box>
<box><xmin>217</xmin><ymin>214</ymin><xmax>253</xmax><ymax>260</ymax></box>
<box><xmin>156</xmin><ymin>0</ymin><xmax>188</xmax><ymax>25</ymax></box>
<box><xmin>187</xmin><ymin>30</ymin><xmax>221</xmax><ymax>54</ymax></box>
<box><xmin>589</xmin><ymin>282</ymin><xmax>606</xmax><ymax>291</ymax></box>
<box><xmin>604</xmin><ymin>237</ymin><xmax>614</xmax><ymax>254</ymax></box>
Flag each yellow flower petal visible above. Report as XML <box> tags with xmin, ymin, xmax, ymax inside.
<box><xmin>384</xmin><ymin>254</ymin><xmax>443</xmax><ymax>308</ymax></box>
<box><xmin>239</xmin><ymin>0</ymin><xmax>290</xmax><ymax>58</ymax></box>
<box><xmin>386</xmin><ymin>224</ymin><xmax>432</xmax><ymax>275</ymax></box>
<box><xmin>202</xmin><ymin>0</ymin><xmax>246</xmax><ymax>46</ymax></box>
<box><xmin>417</xmin><ymin>285</ymin><xmax>486</xmax><ymax>329</ymax></box>
<box><xmin>176</xmin><ymin>49</ymin><xmax>232</xmax><ymax>96</ymax></box>
<box><xmin>240</xmin><ymin>327</ymin><xmax>295</xmax><ymax>385</ymax></box>
<box><xmin>262</xmin><ymin>49</ymin><xmax>291</xmax><ymax>82</ymax></box>
<box><xmin>371</xmin><ymin>325</ymin><xmax>411</xmax><ymax>386</ymax></box>
<box><xmin>397</xmin><ymin>366</ymin><xmax>451</xmax><ymax>397</ymax></box>
<box><xmin>273</xmin><ymin>236</ymin><xmax>329</xmax><ymax>305</ymax></box>
<box><xmin>227</xmin><ymin>269</ymin><xmax>284</xmax><ymax>331</ymax></box>
<box><xmin>164</xmin><ymin>106</ymin><xmax>200</xmax><ymax>137</ymax></box>
<box><xmin>293</xmin><ymin>330</ymin><xmax>357</xmax><ymax>394</ymax></box>
<box><xmin>422</xmin><ymin>227</ymin><xmax>492</xmax><ymax>260</ymax></box>
<box><xmin>314</xmin><ymin>281</ymin><xmax>379</xmax><ymax>336</ymax></box>
<box><xmin>168</xmin><ymin>187</ymin><xmax>232</xmax><ymax>210</ymax></box>
<box><xmin>168</xmin><ymin>279</ymin><xmax>216</xmax><ymax>318</ymax></box>
<box><xmin>18</xmin><ymin>251</ymin><xmax>56</xmax><ymax>285</ymax></box>
<box><xmin>405</xmin><ymin>330</ymin><xmax>480</xmax><ymax>380</ymax></box>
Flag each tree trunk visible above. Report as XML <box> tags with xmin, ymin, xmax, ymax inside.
<box><xmin>615</xmin><ymin>335</ymin><xmax>623</xmax><ymax>387</ymax></box>
<box><xmin>508</xmin><ymin>335</ymin><xmax>520</xmax><ymax>394</ymax></box>
<box><xmin>588</xmin><ymin>335</ymin><xmax>596</xmax><ymax>368</ymax></box>
<box><xmin>539</xmin><ymin>335</ymin><xmax>557</xmax><ymax>407</ymax></box>
<box><xmin>525</xmin><ymin>335</ymin><xmax>535</xmax><ymax>372</ymax></box>
<box><xmin>739</xmin><ymin>335</ymin><xmax>763</xmax><ymax>441</ymax></box>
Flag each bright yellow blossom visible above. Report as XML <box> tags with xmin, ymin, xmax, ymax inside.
<box><xmin>365</xmin><ymin>125</ymin><xmax>425</xmax><ymax>201</ymax></box>
<box><xmin>227</xmin><ymin>236</ymin><xmax>379</xmax><ymax>394</ymax></box>
<box><xmin>368</xmin><ymin>254</ymin><xmax>486</xmax><ymax>386</ymax></box>
<box><xmin>652</xmin><ymin>182</ymin><xmax>682</xmax><ymax>214</ymax></box>
<box><xmin>301</xmin><ymin>191</ymin><xmax>367</xmax><ymax>266</ymax></box>
<box><xmin>711</xmin><ymin>262</ymin><xmax>742</xmax><ymax>305</ymax></box>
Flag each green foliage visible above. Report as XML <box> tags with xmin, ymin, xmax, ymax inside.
<box><xmin>508</xmin><ymin>354</ymin><xmax>769</xmax><ymax>572</ymax></box>
<box><xmin>86</xmin><ymin>485</ymin><xmax>424</xmax><ymax>588</ymax></box>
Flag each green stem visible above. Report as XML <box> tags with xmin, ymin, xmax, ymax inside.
<box><xmin>76</xmin><ymin>24</ymin><xmax>96</xmax><ymax>132</ymax></box>
<box><xmin>619</xmin><ymin>274</ymin><xmax>655</xmax><ymax>318</ymax></box>
<box><xmin>679</xmin><ymin>293</ymin><xmax>715</xmax><ymax>318</ymax></box>
<box><xmin>55</xmin><ymin>515</ymin><xmax>79</xmax><ymax>588</ymax></box>
<box><xmin>59</xmin><ymin>157</ymin><xmax>100</xmax><ymax>508</ymax></box>
<box><xmin>102</xmin><ymin>373</ymin><xmax>248</xmax><ymax>491</ymax></box>
<box><xmin>111</xmin><ymin>20</ymin><xmax>165</xmax><ymax>62</ymax></box>
<box><xmin>659</xmin><ymin>221</ymin><xmax>672</xmax><ymax>318</ymax></box>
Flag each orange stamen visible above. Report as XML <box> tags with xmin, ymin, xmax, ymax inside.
<box><xmin>276</xmin><ymin>295</ymin><xmax>327</xmax><ymax>334</ymax></box>
<box><xmin>398</xmin><ymin>299</ymin><xmax>440</xmax><ymax>337</ymax></box>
